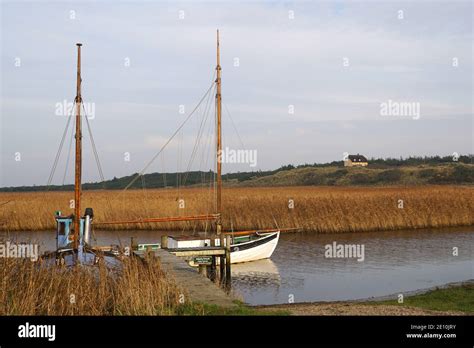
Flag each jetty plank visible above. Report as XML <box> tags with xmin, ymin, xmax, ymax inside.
<box><xmin>134</xmin><ymin>249</ymin><xmax>237</xmax><ymax>308</ymax></box>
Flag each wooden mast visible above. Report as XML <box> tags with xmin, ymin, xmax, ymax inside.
<box><xmin>73</xmin><ymin>43</ymin><xmax>82</xmax><ymax>250</ymax></box>
<box><xmin>216</xmin><ymin>30</ymin><xmax>222</xmax><ymax>235</ymax></box>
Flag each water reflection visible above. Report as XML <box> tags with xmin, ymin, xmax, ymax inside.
<box><xmin>232</xmin><ymin>259</ymin><xmax>281</xmax><ymax>288</ymax></box>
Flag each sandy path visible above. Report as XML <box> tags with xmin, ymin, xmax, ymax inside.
<box><xmin>256</xmin><ymin>302</ymin><xmax>465</xmax><ymax>316</ymax></box>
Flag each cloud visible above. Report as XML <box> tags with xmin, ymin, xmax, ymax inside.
<box><xmin>1</xmin><ymin>0</ymin><xmax>472</xmax><ymax>186</ymax></box>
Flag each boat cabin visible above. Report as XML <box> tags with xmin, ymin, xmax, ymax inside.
<box><xmin>54</xmin><ymin>208</ymin><xmax>93</xmax><ymax>250</ymax></box>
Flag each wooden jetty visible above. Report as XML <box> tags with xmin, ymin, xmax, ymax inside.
<box><xmin>132</xmin><ymin>235</ymin><xmax>236</xmax><ymax>308</ymax></box>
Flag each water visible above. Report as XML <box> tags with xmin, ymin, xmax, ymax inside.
<box><xmin>1</xmin><ymin>227</ymin><xmax>473</xmax><ymax>305</ymax></box>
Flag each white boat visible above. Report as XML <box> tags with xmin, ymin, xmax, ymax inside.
<box><xmin>166</xmin><ymin>231</ymin><xmax>280</xmax><ymax>264</ymax></box>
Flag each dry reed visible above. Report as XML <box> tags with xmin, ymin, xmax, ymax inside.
<box><xmin>0</xmin><ymin>255</ymin><xmax>185</xmax><ymax>315</ymax></box>
<box><xmin>0</xmin><ymin>186</ymin><xmax>472</xmax><ymax>233</ymax></box>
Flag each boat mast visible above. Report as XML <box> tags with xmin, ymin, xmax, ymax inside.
<box><xmin>216</xmin><ymin>30</ymin><xmax>222</xmax><ymax>235</ymax></box>
<box><xmin>73</xmin><ymin>43</ymin><xmax>83</xmax><ymax>250</ymax></box>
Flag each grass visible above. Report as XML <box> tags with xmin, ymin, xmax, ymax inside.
<box><xmin>0</xmin><ymin>255</ymin><xmax>189</xmax><ymax>315</ymax></box>
<box><xmin>0</xmin><ymin>186</ymin><xmax>473</xmax><ymax>233</ymax></box>
<box><xmin>0</xmin><ymin>254</ymin><xmax>288</xmax><ymax>316</ymax></box>
<box><xmin>238</xmin><ymin>163</ymin><xmax>474</xmax><ymax>186</ymax></box>
<box><xmin>371</xmin><ymin>283</ymin><xmax>474</xmax><ymax>313</ymax></box>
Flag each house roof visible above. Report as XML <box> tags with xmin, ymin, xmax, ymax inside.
<box><xmin>348</xmin><ymin>154</ymin><xmax>368</xmax><ymax>162</ymax></box>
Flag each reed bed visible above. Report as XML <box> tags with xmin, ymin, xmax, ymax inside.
<box><xmin>0</xmin><ymin>186</ymin><xmax>473</xmax><ymax>233</ymax></box>
<box><xmin>0</xmin><ymin>255</ymin><xmax>185</xmax><ymax>315</ymax></box>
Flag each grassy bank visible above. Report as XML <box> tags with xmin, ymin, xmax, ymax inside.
<box><xmin>0</xmin><ymin>256</ymin><xmax>188</xmax><ymax>315</ymax></box>
<box><xmin>0</xmin><ymin>255</ymin><xmax>283</xmax><ymax>316</ymax></box>
<box><xmin>0</xmin><ymin>186</ymin><xmax>473</xmax><ymax>232</ymax></box>
<box><xmin>370</xmin><ymin>283</ymin><xmax>474</xmax><ymax>314</ymax></box>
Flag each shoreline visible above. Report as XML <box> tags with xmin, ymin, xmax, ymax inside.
<box><xmin>254</xmin><ymin>280</ymin><xmax>474</xmax><ymax>316</ymax></box>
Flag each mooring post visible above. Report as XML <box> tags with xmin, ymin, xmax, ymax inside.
<box><xmin>161</xmin><ymin>235</ymin><xmax>168</xmax><ymax>249</ymax></box>
<box><xmin>130</xmin><ymin>237</ymin><xmax>137</xmax><ymax>251</ymax></box>
<box><xmin>146</xmin><ymin>245</ymin><xmax>154</xmax><ymax>259</ymax></box>
<box><xmin>198</xmin><ymin>264</ymin><xmax>208</xmax><ymax>277</ymax></box>
<box><xmin>210</xmin><ymin>237</ymin><xmax>217</xmax><ymax>282</ymax></box>
<box><xmin>225</xmin><ymin>235</ymin><xmax>231</xmax><ymax>290</ymax></box>
<box><xmin>219</xmin><ymin>234</ymin><xmax>225</xmax><ymax>285</ymax></box>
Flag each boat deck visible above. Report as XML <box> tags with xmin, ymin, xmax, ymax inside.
<box><xmin>167</xmin><ymin>246</ymin><xmax>225</xmax><ymax>257</ymax></box>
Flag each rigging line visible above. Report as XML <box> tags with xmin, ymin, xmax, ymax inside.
<box><xmin>224</xmin><ymin>102</ymin><xmax>245</xmax><ymax>149</ymax></box>
<box><xmin>200</xmin><ymin>70</ymin><xmax>216</xmax><ymax>170</ymax></box>
<box><xmin>196</xmin><ymin>69</ymin><xmax>216</xmax><ymax>173</ymax></box>
<box><xmin>200</xmin><ymin>91</ymin><xmax>216</xmax><ymax>216</ymax></box>
<box><xmin>62</xmin><ymin>119</ymin><xmax>75</xmax><ymax>185</ymax></box>
<box><xmin>197</xmin><ymin>92</ymin><xmax>213</xmax><ymax>190</ymax></box>
<box><xmin>205</xmin><ymin>118</ymin><xmax>214</xmax><ymax>217</ymax></box>
<box><xmin>186</xmin><ymin>83</ymin><xmax>214</xmax><ymax>176</ymax></box>
<box><xmin>161</xmin><ymin>152</ymin><xmax>167</xmax><ymax>187</ymax></box>
<box><xmin>224</xmin><ymin>102</ymin><xmax>274</xmax><ymax>186</ymax></box>
<box><xmin>177</xmin><ymin>119</ymin><xmax>182</xmax><ymax>214</ymax></box>
<box><xmin>200</xmin><ymin>82</ymin><xmax>216</xmax><ymax>153</ymax></box>
<box><xmin>46</xmin><ymin>100</ymin><xmax>75</xmax><ymax>189</ymax></box>
<box><xmin>82</xmin><ymin>101</ymin><xmax>114</xmax><ymax>216</ymax></box>
<box><xmin>120</xmin><ymin>79</ymin><xmax>215</xmax><ymax>193</ymax></box>
<box><xmin>182</xmin><ymin>104</ymin><xmax>209</xmax><ymax>186</ymax></box>
<box><xmin>182</xmin><ymin>83</ymin><xmax>215</xmax><ymax>186</ymax></box>
<box><xmin>202</xmin><ymin>89</ymin><xmax>216</xmax><ymax>173</ymax></box>
<box><xmin>82</xmin><ymin>103</ymin><xmax>106</xmax><ymax>183</ymax></box>
<box><xmin>198</xmin><ymin>83</ymin><xmax>216</xmax><ymax>176</ymax></box>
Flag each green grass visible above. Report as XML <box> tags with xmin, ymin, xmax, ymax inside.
<box><xmin>243</xmin><ymin>163</ymin><xmax>474</xmax><ymax>187</ymax></box>
<box><xmin>372</xmin><ymin>283</ymin><xmax>474</xmax><ymax>313</ymax></box>
<box><xmin>175</xmin><ymin>300</ymin><xmax>290</xmax><ymax>316</ymax></box>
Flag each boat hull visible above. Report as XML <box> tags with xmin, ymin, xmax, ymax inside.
<box><xmin>229</xmin><ymin>232</ymin><xmax>279</xmax><ymax>264</ymax></box>
<box><xmin>167</xmin><ymin>232</ymin><xmax>280</xmax><ymax>264</ymax></box>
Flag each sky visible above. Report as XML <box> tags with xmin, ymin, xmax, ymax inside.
<box><xmin>0</xmin><ymin>0</ymin><xmax>472</xmax><ymax>187</ymax></box>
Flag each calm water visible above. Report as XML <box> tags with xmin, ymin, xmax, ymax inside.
<box><xmin>1</xmin><ymin>227</ymin><xmax>473</xmax><ymax>305</ymax></box>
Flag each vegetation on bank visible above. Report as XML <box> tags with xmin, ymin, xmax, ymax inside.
<box><xmin>0</xmin><ymin>256</ymin><xmax>186</xmax><ymax>315</ymax></box>
<box><xmin>0</xmin><ymin>255</ymin><xmax>260</xmax><ymax>316</ymax></box>
<box><xmin>243</xmin><ymin>163</ymin><xmax>474</xmax><ymax>187</ymax></box>
<box><xmin>1</xmin><ymin>155</ymin><xmax>472</xmax><ymax>192</ymax></box>
<box><xmin>370</xmin><ymin>283</ymin><xmax>474</xmax><ymax>314</ymax></box>
<box><xmin>0</xmin><ymin>186</ymin><xmax>472</xmax><ymax>232</ymax></box>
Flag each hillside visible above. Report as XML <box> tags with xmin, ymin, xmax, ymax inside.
<box><xmin>234</xmin><ymin>163</ymin><xmax>474</xmax><ymax>187</ymax></box>
<box><xmin>1</xmin><ymin>156</ymin><xmax>472</xmax><ymax>192</ymax></box>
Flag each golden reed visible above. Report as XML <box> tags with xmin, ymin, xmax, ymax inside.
<box><xmin>0</xmin><ymin>256</ymin><xmax>185</xmax><ymax>315</ymax></box>
<box><xmin>0</xmin><ymin>186</ymin><xmax>472</xmax><ymax>233</ymax></box>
